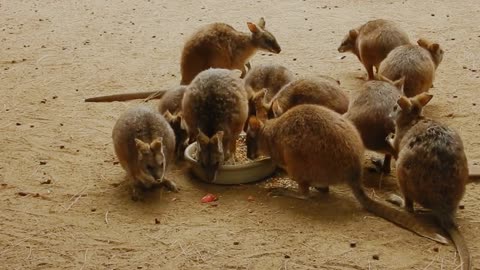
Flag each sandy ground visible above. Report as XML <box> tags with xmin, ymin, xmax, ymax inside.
<box><xmin>1</xmin><ymin>0</ymin><xmax>480</xmax><ymax>269</ymax></box>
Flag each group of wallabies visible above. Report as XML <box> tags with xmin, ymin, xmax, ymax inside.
<box><xmin>85</xmin><ymin>18</ymin><xmax>474</xmax><ymax>269</ymax></box>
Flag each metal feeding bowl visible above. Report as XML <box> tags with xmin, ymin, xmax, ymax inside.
<box><xmin>183</xmin><ymin>134</ymin><xmax>276</xmax><ymax>185</ymax></box>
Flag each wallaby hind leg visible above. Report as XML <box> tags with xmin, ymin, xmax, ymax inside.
<box><xmin>268</xmin><ymin>182</ymin><xmax>311</xmax><ymax>200</ymax></box>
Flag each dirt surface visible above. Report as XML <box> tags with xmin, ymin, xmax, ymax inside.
<box><xmin>1</xmin><ymin>0</ymin><xmax>480</xmax><ymax>269</ymax></box>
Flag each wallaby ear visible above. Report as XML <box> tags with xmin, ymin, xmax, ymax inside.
<box><xmin>211</xmin><ymin>131</ymin><xmax>224</xmax><ymax>152</ymax></box>
<box><xmin>247</xmin><ymin>22</ymin><xmax>259</xmax><ymax>33</ymax></box>
<box><xmin>257</xmin><ymin>17</ymin><xmax>266</xmax><ymax>29</ymax></box>
<box><xmin>150</xmin><ymin>137</ymin><xmax>163</xmax><ymax>151</ymax></box>
<box><xmin>349</xmin><ymin>29</ymin><xmax>358</xmax><ymax>39</ymax></box>
<box><xmin>272</xmin><ymin>100</ymin><xmax>284</xmax><ymax>118</ymax></box>
<box><xmin>415</xmin><ymin>93</ymin><xmax>434</xmax><ymax>107</ymax></box>
<box><xmin>163</xmin><ymin>110</ymin><xmax>176</xmax><ymax>122</ymax></box>
<box><xmin>397</xmin><ymin>96</ymin><xmax>412</xmax><ymax>110</ymax></box>
<box><xmin>196</xmin><ymin>129</ymin><xmax>209</xmax><ymax>146</ymax></box>
<box><xmin>429</xmin><ymin>43</ymin><xmax>440</xmax><ymax>53</ymax></box>
<box><xmin>135</xmin><ymin>138</ymin><xmax>150</xmax><ymax>158</ymax></box>
<box><xmin>230</xmin><ymin>69</ymin><xmax>243</xmax><ymax>78</ymax></box>
<box><xmin>417</xmin><ymin>38</ymin><xmax>430</xmax><ymax>49</ymax></box>
<box><xmin>392</xmin><ymin>76</ymin><xmax>406</xmax><ymax>91</ymax></box>
<box><xmin>376</xmin><ymin>74</ymin><xmax>394</xmax><ymax>84</ymax></box>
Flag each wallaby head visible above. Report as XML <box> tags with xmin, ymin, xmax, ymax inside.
<box><xmin>246</xmin><ymin>115</ymin><xmax>265</xmax><ymax>160</ymax></box>
<box><xmin>417</xmin><ymin>38</ymin><xmax>444</xmax><ymax>68</ymax></box>
<box><xmin>390</xmin><ymin>93</ymin><xmax>433</xmax><ymax>125</ymax></box>
<box><xmin>248</xmin><ymin>18</ymin><xmax>281</xmax><ymax>54</ymax></box>
<box><xmin>196</xmin><ymin>130</ymin><xmax>225</xmax><ymax>182</ymax></box>
<box><xmin>338</xmin><ymin>29</ymin><xmax>358</xmax><ymax>53</ymax></box>
<box><xmin>163</xmin><ymin>110</ymin><xmax>188</xmax><ymax>159</ymax></box>
<box><xmin>134</xmin><ymin>137</ymin><xmax>167</xmax><ymax>180</ymax></box>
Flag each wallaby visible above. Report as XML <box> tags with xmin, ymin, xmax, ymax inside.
<box><xmin>266</xmin><ymin>77</ymin><xmax>349</xmax><ymax>118</ymax></box>
<box><xmin>182</xmin><ymin>68</ymin><xmax>248</xmax><ymax>181</ymax></box>
<box><xmin>338</xmin><ymin>19</ymin><xmax>410</xmax><ymax>80</ymax></box>
<box><xmin>157</xmin><ymin>86</ymin><xmax>189</xmax><ymax>160</ymax></box>
<box><xmin>246</xmin><ymin>104</ymin><xmax>447</xmax><ymax>243</ymax></box>
<box><xmin>244</xmin><ymin>63</ymin><xmax>295</xmax><ymax>102</ymax></box>
<box><xmin>379</xmin><ymin>38</ymin><xmax>444</xmax><ymax>97</ymax></box>
<box><xmin>112</xmin><ymin>105</ymin><xmax>178</xmax><ymax>201</ymax></box>
<box><xmin>387</xmin><ymin>93</ymin><xmax>471</xmax><ymax>269</ymax></box>
<box><xmin>180</xmin><ymin>18</ymin><xmax>281</xmax><ymax>85</ymax></box>
<box><xmin>344</xmin><ymin>75</ymin><xmax>404</xmax><ymax>173</ymax></box>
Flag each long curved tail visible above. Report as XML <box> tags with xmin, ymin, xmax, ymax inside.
<box><xmin>441</xmin><ymin>217</ymin><xmax>472</xmax><ymax>270</ymax></box>
<box><xmin>349</xmin><ymin>181</ymin><xmax>448</xmax><ymax>244</ymax></box>
<box><xmin>84</xmin><ymin>90</ymin><xmax>166</xmax><ymax>102</ymax></box>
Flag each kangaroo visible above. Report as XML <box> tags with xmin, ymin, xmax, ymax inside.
<box><xmin>338</xmin><ymin>19</ymin><xmax>410</xmax><ymax>80</ymax></box>
<box><xmin>182</xmin><ymin>68</ymin><xmax>248</xmax><ymax>181</ymax></box>
<box><xmin>112</xmin><ymin>105</ymin><xmax>178</xmax><ymax>201</ymax></box>
<box><xmin>180</xmin><ymin>17</ymin><xmax>281</xmax><ymax>85</ymax></box>
<box><xmin>379</xmin><ymin>38</ymin><xmax>444</xmax><ymax>97</ymax></box>
<box><xmin>266</xmin><ymin>77</ymin><xmax>349</xmax><ymax>118</ymax></box>
<box><xmin>246</xmin><ymin>104</ymin><xmax>447</xmax><ymax>244</ymax></box>
<box><xmin>344</xmin><ymin>75</ymin><xmax>404</xmax><ymax>173</ymax></box>
<box><xmin>244</xmin><ymin>63</ymin><xmax>295</xmax><ymax>102</ymax></box>
<box><xmin>387</xmin><ymin>93</ymin><xmax>471</xmax><ymax>269</ymax></box>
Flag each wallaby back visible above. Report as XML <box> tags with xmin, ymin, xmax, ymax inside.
<box><xmin>158</xmin><ymin>86</ymin><xmax>187</xmax><ymax>114</ymax></box>
<box><xmin>338</xmin><ymin>19</ymin><xmax>410</xmax><ymax>80</ymax></box>
<box><xmin>270</xmin><ymin>77</ymin><xmax>349</xmax><ymax>117</ymax></box>
<box><xmin>244</xmin><ymin>63</ymin><xmax>295</xmax><ymax>102</ymax></box>
<box><xmin>379</xmin><ymin>40</ymin><xmax>443</xmax><ymax>97</ymax></box>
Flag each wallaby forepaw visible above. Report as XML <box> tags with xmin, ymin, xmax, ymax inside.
<box><xmin>386</xmin><ymin>193</ymin><xmax>404</xmax><ymax>207</ymax></box>
<box><xmin>161</xmin><ymin>179</ymin><xmax>179</xmax><ymax>193</ymax></box>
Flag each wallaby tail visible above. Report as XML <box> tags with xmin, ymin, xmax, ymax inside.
<box><xmin>440</xmin><ymin>216</ymin><xmax>472</xmax><ymax>270</ymax></box>
<box><xmin>349</xmin><ymin>181</ymin><xmax>448</xmax><ymax>244</ymax></box>
<box><xmin>84</xmin><ymin>90</ymin><xmax>166</xmax><ymax>102</ymax></box>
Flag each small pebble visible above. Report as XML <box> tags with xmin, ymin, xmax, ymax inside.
<box><xmin>350</xmin><ymin>241</ymin><xmax>357</xmax><ymax>248</ymax></box>
<box><xmin>155</xmin><ymin>218</ymin><xmax>160</xmax><ymax>224</ymax></box>
<box><xmin>453</xmin><ymin>95</ymin><xmax>458</xmax><ymax>98</ymax></box>
<box><xmin>39</xmin><ymin>161</ymin><xmax>47</xmax><ymax>165</ymax></box>
<box><xmin>16</xmin><ymin>123</ymin><xmax>21</xmax><ymax>126</ymax></box>
<box><xmin>473</xmin><ymin>103</ymin><xmax>476</xmax><ymax>106</ymax></box>
<box><xmin>433</xmin><ymin>247</ymin><xmax>439</xmax><ymax>252</ymax></box>
<box><xmin>450</xmin><ymin>38</ymin><xmax>455</xmax><ymax>41</ymax></box>
<box><xmin>233</xmin><ymin>241</ymin><xmax>240</xmax><ymax>245</ymax></box>
<box><xmin>52</xmin><ymin>95</ymin><xmax>58</xmax><ymax>99</ymax></box>
<box><xmin>431</xmin><ymin>13</ymin><xmax>435</xmax><ymax>16</ymax></box>
<box><xmin>152</xmin><ymin>35</ymin><xmax>156</xmax><ymax>38</ymax></box>
<box><xmin>292</xmin><ymin>58</ymin><xmax>297</xmax><ymax>61</ymax></box>
<box><xmin>284</xmin><ymin>254</ymin><xmax>291</xmax><ymax>259</ymax></box>
<box><xmin>372</xmin><ymin>254</ymin><xmax>380</xmax><ymax>260</ymax></box>
<box><xmin>463</xmin><ymin>66</ymin><xmax>467</xmax><ymax>69</ymax></box>
<box><xmin>113</xmin><ymin>161</ymin><xmax>119</xmax><ymax>165</ymax></box>
<box><xmin>30</xmin><ymin>125</ymin><xmax>34</xmax><ymax>128</ymax></box>
<box><xmin>17</xmin><ymin>192</ymin><xmax>29</xmax><ymax>196</ymax></box>
<box><xmin>459</xmin><ymin>204</ymin><xmax>465</xmax><ymax>210</ymax></box>
<box><xmin>59</xmin><ymin>145</ymin><xmax>65</xmax><ymax>149</ymax></box>
<box><xmin>40</xmin><ymin>179</ymin><xmax>51</xmax><ymax>185</ymax></box>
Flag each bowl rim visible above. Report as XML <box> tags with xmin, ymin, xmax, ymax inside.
<box><xmin>184</xmin><ymin>142</ymin><xmax>273</xmax><ymax>171</ymax></box>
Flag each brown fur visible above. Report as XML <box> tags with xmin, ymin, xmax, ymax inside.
<box><xmin>379</xmin><ymin>38</ymin><xmax>444</xmax><ymax>97</ymax></box>
<box><xmin>338</xmin><ymin>19</ymin><xmax>410</xmax><ymax>80</ymax></box>
<box><xmin>344</xmin><ymin>76</ymin><xmax>404</xmax><ymax>173</ymax></box>
<box><xmin>112</xmin><ymin>105</ymin><xmax>177</xmax><ymax>201</ymax></box>
<box><xmin>388</xmin><ymin>93</ymin><xmax>471</xmax><ymax>269</ymax></box>
<box><xmin>244</xmin><ymin>63</ymin><xmax>295</xmax><ymax>102</ymax></box>
<box><xmin>246</xmin><ymin>104</ymin><xmax>447</xmax><ymax>244</ymax></box>
<box><xmin>180</xmin><ymin>18</ymin><xmax>281</xmax><ymax>85</ymax></box>
<box><xmin>182</xmin><ymin>68</ymin><xmax>249</xmax><ymax>181</ymax></box>
<box><xmin>268</xmin><ymin>77</ymin><xmax>349</xmax><ymax>118</ymax></box>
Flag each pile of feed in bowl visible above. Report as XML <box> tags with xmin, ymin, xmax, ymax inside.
<box><xmin>191</xmin><ymin>134</ymin><xmax>265</xmax><ymax>165</ymax></box>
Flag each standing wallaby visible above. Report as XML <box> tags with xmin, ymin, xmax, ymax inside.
<box><xmin>112</xmin><ymin>105</ymin><xmax>178</xmax><ymax>201</ymax></box>
<box><xmin>379</xmin><ymin>38</ymin><xmax>444</xmax><ymax>97</ymax></box>
<box><xmin>266</xmin><ymin>77</ymin><xmax>349</xmax><ymax>118</ymax></box>
<box><xmin>344</xmin><ymin>75</ymin><xmax>404</xmax><ymax>173</ymax></box>
<box><xmin>246</xmin><ymin>104</ymin><xmax>446</xmax><ymax>243</ymax></box>
<box><xmin>182</xmin><ymin>68</ymin><xmax>249</xmax><ymax>181</ymax></box>
<box><xmin>244</xmin><ymin>63</ymin><xmax>295</xmax><ymax>102</ymax></box>
<box><xmin>338</xmin><ymin>19</ymin><xmax>410</xmax><ymax>80</ymax></box>
<box><xmin>387</xmin><ymin>93</ymin><xmax>471</xmax><ymax>269</ymax></box>
<box><xmin>180</xmin><ymin>18</ymin><xmax>281</xmax><ymax>85</ymax></box>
